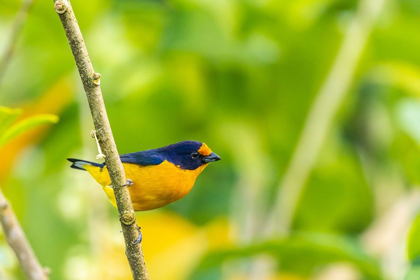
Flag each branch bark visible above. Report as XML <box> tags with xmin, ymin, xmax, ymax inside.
<box><xmin>53</xmin><ymin>1</ymin><xmax>149</xmax><ymax>279</ymax></box>
<box><xmin>0</xmin><ymin>189</ymin><xmax>49</xmax><ymax>280</ymax></box>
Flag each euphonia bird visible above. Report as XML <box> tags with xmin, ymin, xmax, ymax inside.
<box><xmin>67</xmin><ymin>141</ymin><xmax>220</xmax><ymax>211</ymax></box>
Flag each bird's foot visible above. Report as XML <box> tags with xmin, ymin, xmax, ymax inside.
<box><xmin>122</xmin><ymin>179</ymin><xmax>133</xmax><ymax>187</ymax></box>
<box><xmin>110</xmin><ymin>179</ymin><xmax>132</xmax><ymax>189</ymax></box>
<box><xmin>133</xmin><ymin>225</ymin><xmax>142</xmax><ymax>244</ymax></box>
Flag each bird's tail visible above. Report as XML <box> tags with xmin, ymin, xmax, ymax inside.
<box><xmin>67</xmin><ymin>158</ymin><xmax>104</xmax><ymax>171</ymax></box>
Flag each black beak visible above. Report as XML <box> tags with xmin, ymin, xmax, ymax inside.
<box><xmin>202</xmin><ymin>152</ymin><xmax>221</xmax><ymax>163</ymax></box>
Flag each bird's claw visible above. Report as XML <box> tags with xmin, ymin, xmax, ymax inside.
<box><xmin>123</xmin><ymin>179</ymin><xmax>133</xmax><ymax>187</ymax></box>
<box><xmin>133</xmin><ymin>226</ymin><xmax>142</xmax><ymax>244</ymax></box>
<box><xmin>111</xmin><ymin>179</ymin><xmax>132</xmax><ymax>189</ymax></box>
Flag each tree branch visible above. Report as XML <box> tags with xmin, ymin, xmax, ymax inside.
<box><xmin>0</xmin><ymin>0</ymin><xmax>35</xmax><ymax>88</ymax></box>
<box><xmin>53</xmin><ymin>1</ymin><xmax>149</xmax><ymax>279</ymax></box>
<box><xmin>265</xmin><ymin>0</ymin><xmax>386</xmax><ymax>235</ymax></box>
<box><xmin>0</xmin><ymin>189</ymin><xmax>49</xmax><ymax>280</ymax></box>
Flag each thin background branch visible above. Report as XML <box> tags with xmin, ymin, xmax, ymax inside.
<box><xmin>0</xmin><ymin>0</ymin><xmax>35</xmax><ymax>89</ymax></box>
<box><xmin>240</xmin><ymin>0</ymin><xmax>388</xmax><ymax>278</ymax></box>
<box><xmin>265</xmin><ymin>0</ymin><xmax>387</xmax><ymax>235</ymax></box>
<box><xmin>0</xmin><ymin>189</ymin><xmax>49</xmax><ymax>280</ymax></box>
<box><xmin>53</xmin><ymin>0</ymin><xmax>149</xmax><ymax>279</ymax></box>
<box><xmin>0</xmin><ymin>1</ymin><xmax>49</xmax><ymax>278</ymax></box>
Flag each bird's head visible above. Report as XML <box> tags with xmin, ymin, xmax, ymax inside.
<box><xmin>160</xmin><ymin>141</ymin><xmax>221</xmax><ymax>170</ymax></box>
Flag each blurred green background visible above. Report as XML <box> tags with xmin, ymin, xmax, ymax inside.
<box><xmin>1</xmin><ymin>0</ymin><xmax>420</xmax><ymax>279</ymax></box>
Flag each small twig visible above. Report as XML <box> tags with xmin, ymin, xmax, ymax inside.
<box><xmin>265</xmin><ymin>0</ymin><xmax>387</xmax><ymax>235</ymax></box>
<box><xmin>0</xmin><ymin>189</ymin><xmax>49</xmax><ymax>280</ymax></box>
<box><xmin>53</xmin><ymin>1</ymin><xmax>149</xmax><ymax>279</ymax></box>
<box><xmin>0</xmin><ymin>0</ymin><xmax>35</xmax><ymax>88</ymax></box>
<box><xmin>90</xmin><ymin>130</ymin><xmax>105</xmax><ymax>159</ymax></box>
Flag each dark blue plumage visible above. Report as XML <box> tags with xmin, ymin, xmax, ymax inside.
<box><xmin>68</xmin><ymin>141</ymin><xmax>211</xmax><ymax>171</ymax></box>
<box><xmin>120</xmin><ymin>141</ymin><xmax>204</xmax><ymax>170</ymax></box>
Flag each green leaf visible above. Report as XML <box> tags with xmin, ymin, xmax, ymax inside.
<box><xmin>0</xmin><ymin>114</ymin><xmax>59</xmax><ymax>148</ymax></box>
<box><xmin>0</xmin><ymin>106</ymin><xmax>23</xmax><ymax>138</ymax></box>
<box><xmin>408</xmin><ymin>214</ymin><xmax>420</xmax><ymax>261</ymax></box>
<box><xmin>191</xmin><ymin>232</ymin><xmax>381</xmax><ymax>280</ymax></box>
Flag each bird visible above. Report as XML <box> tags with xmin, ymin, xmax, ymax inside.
<box><xmin>67</xmin><ymin>141</ymin><xmax>221</xmax><ymax>212</ymax></box>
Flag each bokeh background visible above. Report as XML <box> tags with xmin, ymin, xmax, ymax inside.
<box><xmin>1</xmin><ymin>0</ymin><xmax>420</xmax><ymax>279</ymax></box>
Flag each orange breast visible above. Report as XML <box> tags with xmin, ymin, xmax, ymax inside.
<box><xmin>84</xmin><ymin>160</ymin><xmax>207</xmax><ymax>211</ymax></box>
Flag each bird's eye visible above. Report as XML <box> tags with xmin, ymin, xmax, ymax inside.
<box><xmin>191</xmin><ymin>152</ymin><xmax>199</xmax><ymax>159</ymax></box>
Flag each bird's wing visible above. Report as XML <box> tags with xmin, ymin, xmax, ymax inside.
<box><xmin>120</xmin><ymin>151</ymin><xmax>164</xmax><ymax>166</ymax></box>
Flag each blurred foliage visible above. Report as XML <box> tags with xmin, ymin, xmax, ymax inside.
<box><xmin>405</xmin><ymin>258</ymin><xmax>420</xmax><ymax>280</ymax></box>
<box><xmin>0</xmin><ymin>107</ymin><xmax>58</xmax><ymax>148</ymax></box>
<box><xmin>1</xmin><ymin>0</ymin><xmax>420</xmax><ymax>279</ymax></box>
<box><xmin>408</xmin><ymin>214</ymin><xmax>420</xmax><ymax>261</ymax></box>
<box><xmin>192</xmin><ymin>232</ymin><xmax>381</xmax><ymax>280</ymax></box>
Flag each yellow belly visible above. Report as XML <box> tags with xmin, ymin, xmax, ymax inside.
<box><xmin>83</xmin><ymin>160</ymin><xmax>207</xmax><ymax>211</ymax></box>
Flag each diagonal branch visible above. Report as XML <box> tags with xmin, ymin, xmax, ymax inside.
<box><xmin>0</xmin><ymin>0</ymin><xmax>35</xmax><ymax>88</ymax></box>
<box><xmin>265</xmin><ymin>0</ymin><xmax>387</xmax><ymax>235</ymax></box>
<box><xmin>0</xmin><ymin>188</ymin><xmax>49</xmax><ymax>280</ymax></box>
<box><xmin>53</xmin><ymin>1</ymin><xmax>149</xmax><ymax>279</ymax></box>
